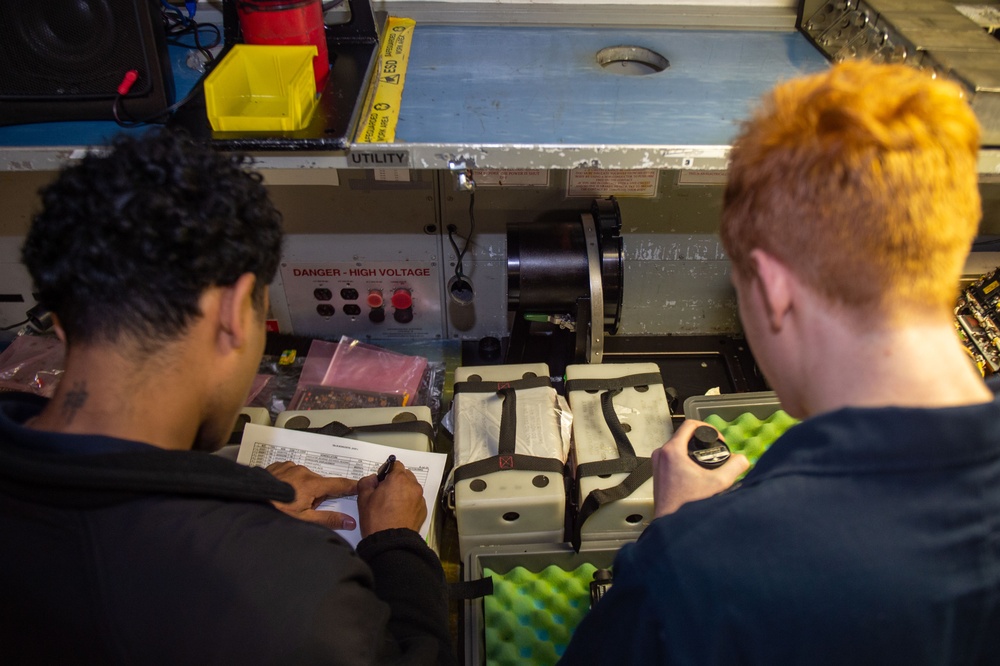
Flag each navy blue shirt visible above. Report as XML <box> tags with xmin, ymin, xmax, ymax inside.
<box><xmin>560</xmin><ymin>400</ymin><xmax>1000</xmax><ymax>665</ymax></box>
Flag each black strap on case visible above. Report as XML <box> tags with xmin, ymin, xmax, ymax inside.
<box><xmin>563</xmin><ymin>371</ymin><xmax>662</xmax><ymax>395</ymax></box>
<box><xmin>290</xmin><ymin>419</ymin><xmax>436</xmax><ymax>444</ymax></box>
<box><xmin>448</xmin><ymin>576</ymin><xmax>495</xmax><ymax>600</ymax></box>
<box><xmin>452</xmin><ymin>381</ymin><xmax>565</xmax><ymax>483</ymax></box>
<box><xmin>452</xmin><ymin>375</ymin><xmax>553</xmax><ymax>394</ymax></box>
<box><xmin>568</xmin><ymin>372</ymin><xmax>662</xmax><ymax>552</ymax></box>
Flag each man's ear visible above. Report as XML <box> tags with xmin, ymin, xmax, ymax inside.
<box><xmin>217</xmin><ymin>273</ymin><xmax>258</xmax><ymax>351</ymax></box>
<box><xmin>51</xmin><ymin>313</ymin><xmax>66</xmax><ymax>344</ymax></box>
<box><xmin>748</xmin><ymin>249</ymin><xmax>793</xmax><ymax>333</ymax></box>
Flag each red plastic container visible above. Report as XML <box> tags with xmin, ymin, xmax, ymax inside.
<box><xmin>236</xmin><ymin>0</ymin><xmax>330</xmax><ymax>91</ymax></box>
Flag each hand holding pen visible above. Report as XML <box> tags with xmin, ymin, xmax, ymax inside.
<box><xmin>376</xmin><ymin>454</ymin><xmax>396</xmax><ymax>484</ymax></box>
<box><xmin>357</xmin><ymin>453</ymin><xmax>427</xmax><ymax>537</ymax></box>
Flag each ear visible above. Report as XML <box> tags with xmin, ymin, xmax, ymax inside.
<box><xmin>51</xmin><ymin>313</ymin><xmax>66</xmax><ymax>344</ymax></box>
<box><xmin>216</xmin><ymin>273</ymin><xmax>258</xmax><ymax>352</ymax></box>
<box><xmin>748</xmin><ymin>249</ymin><xmax>794</xmax><ymax>333</ymax></box>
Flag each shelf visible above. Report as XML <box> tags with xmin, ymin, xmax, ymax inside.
<box><xmin>1</xmin><ymin>3</ymin><xmax>999</xmax><ymax>175</ymax></box>
<box><xmin>373</xmin><ymin>25</ymin><xmax>824</xmax><ymax>171</ymax></box>
<box><xmin>347</xmin><ymin>21</ymin><xmax>1000</xmax><ymax>173</ymax></box>
<box><xmin>175</xmin><ymin>10</ymin><xmax>831</xmax><ymax>170</ymax></box>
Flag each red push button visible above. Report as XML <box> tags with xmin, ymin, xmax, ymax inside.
<box><xmin>391</xmin><ymin>289</ymin><xmax>412</xmax><ymax>310</ymax></box>
<box><xmin>367</xmin><ymin>290</ymin><xmax>384</xmax><ymax>308</ymax></box>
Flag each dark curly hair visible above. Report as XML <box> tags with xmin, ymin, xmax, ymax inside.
<box><xmin>22</xmin><ymin>129</ymin><xmax>283</xmax><ymax>348</ymax></box>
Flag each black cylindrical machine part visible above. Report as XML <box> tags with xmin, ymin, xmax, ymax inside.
<box><xmin>507</xmin><ymin>220</ymin><xmax>589</xmax><ymax>310</ymax></box>
<box><xmin>507</xmin><ymin>197</ymin><xmax>623</xmax><ymax>334</ymax></box>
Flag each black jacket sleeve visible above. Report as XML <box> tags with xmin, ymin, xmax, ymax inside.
<box><xmin>356</xmin><ymin>528</ymin><xmax>458</xmax><ymax>666</ymax></box>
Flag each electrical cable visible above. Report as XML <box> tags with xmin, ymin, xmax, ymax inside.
<box><xmin>448</xmin><ymin>190</ymin><xmax>476</xmax><ymax>281</ymax></box>
<box><xmin>162</xmin><ymin>4</ymin><xmax>221</xmax><ymax>64</ymax></box>
<box><xmin>445</xmin><ymin>186</ymin><xmax>478</xmax><ymax>306</ymax></box>
<box><xmin>1</xmin><ymin>319</ymin><xmax>29</xmax><ymax>331</ymax></box>
<box><xmin>113</xmin><ymin>77</ymin><xmax>206</xmax><ymax>127</ymax></box>
<box><xmin>112</xmin><ymin>2</ymin><xmax>221</xmax><ymax>127</ymax></box>
<box><xmin>160</xmin><ymin>0</ymin><xmax>187</xmax><ymax>22</ymax></box>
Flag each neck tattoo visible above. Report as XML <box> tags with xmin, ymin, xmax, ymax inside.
<box><xmin>61</xmin><ymin>381</ymin><xmax>89</xmax><ymax>424</ymax></box>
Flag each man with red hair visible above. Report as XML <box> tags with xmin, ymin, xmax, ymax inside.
<box><xmin>561</xmin><ymin>61</ymin><xmax>998</xmax><ymax>664</ymax></box>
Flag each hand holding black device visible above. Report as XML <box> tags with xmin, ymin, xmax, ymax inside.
<box><xmin>687</xmin><ymin>425</ymin><xmax>731</xmax><ymax>469</ymax></box>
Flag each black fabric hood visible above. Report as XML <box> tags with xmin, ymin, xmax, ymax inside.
<box><xmin>0</xmin><ymin>392</ymin><xmax>293</xmax><ymax>508</ymax></box>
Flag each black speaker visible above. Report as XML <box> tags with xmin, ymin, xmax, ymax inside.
<box><xmin>0</xmin><ymin>0</ymin><xmax>175</xmax><ymax>126</ymax></box>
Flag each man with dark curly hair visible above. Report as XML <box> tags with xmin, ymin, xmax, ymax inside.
<box><xmin>0</xmin><ymin>130</ymin><xmax>456</xmax><ymax>665</ymax></box>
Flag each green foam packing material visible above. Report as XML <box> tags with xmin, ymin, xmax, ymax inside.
<box><xmin>704</xmin><ymin>410</ymin><xmax>799</xmax><ymax>467</ymax></box>
<box><xmin>483</xmin><ymin>564</ymin><xmax>598</xmax><ymax>666</ymax></box>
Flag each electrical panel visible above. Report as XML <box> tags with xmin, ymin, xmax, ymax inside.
<box><xmin>956</xmin><ymin>265</ymin><xmax>1000</xmax><ymax>376</ymax></box>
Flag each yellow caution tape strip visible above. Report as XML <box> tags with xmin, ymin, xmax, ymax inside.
<box><xmin>355</xmin><ymin>17</ymin><xmax>416</xmax><ymax>143</ymax></box>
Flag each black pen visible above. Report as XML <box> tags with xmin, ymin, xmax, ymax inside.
<box><xmin>376</xmin><ymin>454</ymin><xmax>396</xmax><ymax>484</ymax></box>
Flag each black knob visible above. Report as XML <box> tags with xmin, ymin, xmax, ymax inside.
<box><xmin>393</xmin><ymin>306</ymin><xmax>414</xmax><ymax>324</ymax></box>
<box><xmin>590</xmin><ymin>568</ymin><xmax>613</xmax><ymax>608</ymax></box>
<box><xmin>687</xmin><ymin>425</ymin><xmax>731</xmax><ymax>469</ymax></box>
<box><xmin>478</xmin><ymin>336</ymin><xmax>502</xmax><ymax>361</ymax></box>
<box><xmin>369</xmin><ymin>306</ymin><xmax>385</xmax><ymax>323</ymax></box>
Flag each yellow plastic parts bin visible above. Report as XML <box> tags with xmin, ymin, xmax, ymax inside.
<box><xmin>205</xmin><ymin>44</ymin><xmax>319</xmax><ymax>132</ymax></box>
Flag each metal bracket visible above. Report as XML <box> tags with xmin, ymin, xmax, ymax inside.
<box><xmin>448</xmin><ymin>159</ymin><xmax>477</xmax><ymax>191</ymax></box>
<box><xmin>580</xmin><ymin>212</ymin><xmax>605</xmax><ymax>364</ymax></box>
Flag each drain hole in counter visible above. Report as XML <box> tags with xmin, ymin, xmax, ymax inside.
<box><xmin>596</xmin><ymin>46</ymin><xmax>669</xmax><ymax>76</ymax></box>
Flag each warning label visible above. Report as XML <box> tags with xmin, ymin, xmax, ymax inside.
<box><xmin>677</xmin><ymin>169</ymin><xmax>728</xmax><ymax>186</ymax></box>
<box><xmin>354</xmin><ymin>17</ymin><xmax>416</xmax><ymax>144</ymax></box>
<box><xmin>290</xmin><ymin>266</ymin><xmax>431</xmax><ymax>278</ymax></box>
<box><xmin>567</xmin><ymin>169</ymin><xmax>660</xmax><ymax>198</ymax></box>
<box><xmin>472</xmin><ymin>169</ymin><xmax>549</xmax><ymax>188</ymax></box>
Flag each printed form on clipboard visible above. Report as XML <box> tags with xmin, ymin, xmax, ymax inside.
<box><xmin>237</xmin><ymin>423</ymin><xmax>447</xmax><ymax>548</ymax></box>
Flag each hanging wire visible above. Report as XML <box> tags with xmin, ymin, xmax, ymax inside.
<box><xmin>160</xmin><ymin>1</ymin><xmax>221</xmax><ymax>64</ymax></box>
<box><xmin>448</xmin><ymin>190</ymin><xmax>476</xmax><ymax>281</ymax></box>
<box><xmin>113</xmin><ymin>80</ymin><xmax>208</xmax><ymax>127</ymax></box>
<box><xmin>113</xmin><ymin>2</ymin><xmax>221</xmax><ymax>127</ymax></box>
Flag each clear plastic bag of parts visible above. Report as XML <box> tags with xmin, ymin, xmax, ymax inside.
<box><xmin>0</xmin><ymin>333</ymin><xmax>65</xmax><ymax>397</ymax></box>
<box><xmin>287</xmin><ymin>338</ymin><xmax>444</xmax><ymax>424</ymax></box>
<box><xmin>245</xmin><ymin>348</ymin><xmax>306</xmax><ymax>422</ymax></box>
<box><xmin>323</xmin><ymin>336</ymin><xmax>428</xmax><ymax>404</ymax></box>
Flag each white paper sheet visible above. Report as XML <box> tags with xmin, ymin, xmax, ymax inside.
<box><xmin>237</xmin><ymin>423</ymin><xmax>447</xmax><ymax>548</ymax></box>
